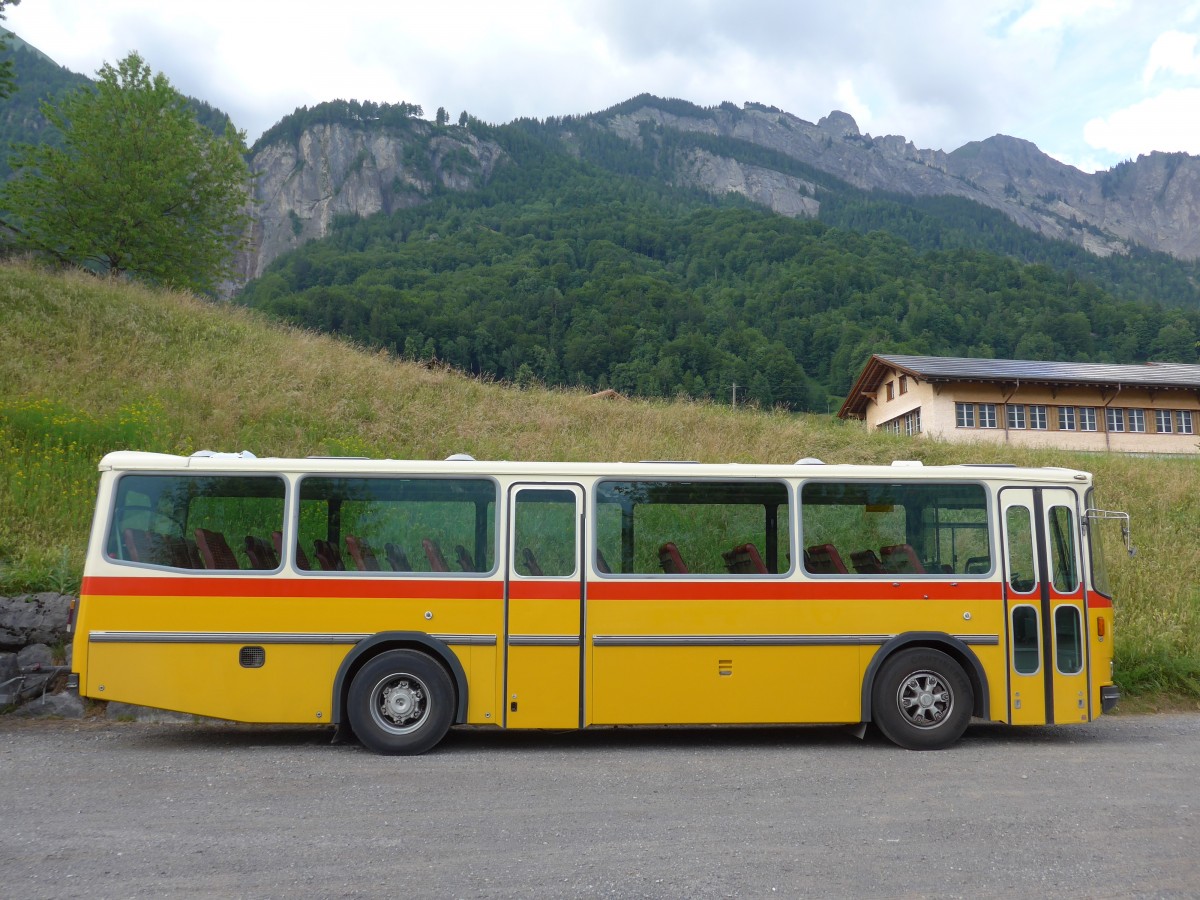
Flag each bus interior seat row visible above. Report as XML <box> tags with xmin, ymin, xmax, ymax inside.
<box><xmin>806</xmin><ymin>542</ymin><xmax>935</xmax><ymax>575</ymax></box>
<box><xmin>123</xmin><ymin>529</ymin><xmax>968</xmax><ymax>579</ymax></box>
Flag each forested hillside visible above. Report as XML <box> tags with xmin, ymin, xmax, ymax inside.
<box><xmin>239</xmin><ymin>119</ymin><xmax>1200</xmax><ymax>410</ymax></box>
<box><xmin>0</xmin><ymin>30</ymin><xmax>235</xmax><ymax>181</ymax></box>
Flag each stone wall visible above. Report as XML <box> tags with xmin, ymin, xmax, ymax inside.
<box><xmin>0</xmin><ymin>593</ymin><xmax>80</xmax><ymax>716</ymax></box>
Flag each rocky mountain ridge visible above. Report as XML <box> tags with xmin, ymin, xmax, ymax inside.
<box><xmin>236</xmin><ymin>95</ymin><xmax>1200</xmax><ymax>286</ymax></box>
<box><xmin>595</xmin><ymin>100</ymin><xmax>1200</xmax><ymax>260</ymax></box>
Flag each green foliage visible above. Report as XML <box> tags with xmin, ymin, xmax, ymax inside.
<box><xmin>0</xmin><ymin>2</ymin><xmax>19</xmax><ymax>99</ymax></box>
<box><xmin>0</xmin><ymin>51</ymin><xmax>251</xmax><ymax>293</ymax></box>
<box><xmin>0</xmin><ymin>25</ymin><xmax>90</xmax><ymax>180</ymax></box>
<box><xmin>252</xmin><ymin>98</ymin><xmax>424</xmax><ymax>153</ymax></box>
<box><xmin>0</xmin><ymin>397</ymin><xmax>164</xmax><ymax>595</ymax></box>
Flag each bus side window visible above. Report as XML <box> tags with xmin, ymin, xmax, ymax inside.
<box><xmin>594</xmin><ymin>480</ymin><xmax>790</xmax><ymax>576</ymax></box>
<box><xmin>801</xmin><ymin>482</ymin><xmax>989</xmax><ymax>577</ymax></box>
<box><xmin>107</xmin><ymin>474</ymin><xmax>285</xmax><ymax>572</ymax></box>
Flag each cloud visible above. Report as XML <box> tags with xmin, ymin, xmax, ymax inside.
<box><xmin>1083</xmin><ymin>87</ymin><xmax>1200</xmax><ymax>156</ymax></box>
<box><xmin>1143</xmin><ymin>29</ymin><xmax>1200</xmax><ymax>83</ymax></box>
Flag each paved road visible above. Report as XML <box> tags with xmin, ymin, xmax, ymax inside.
<box><xmin>2</xmin><ymin>713</ymin><xmax>1198</xmax><ymax>899</ymax></box>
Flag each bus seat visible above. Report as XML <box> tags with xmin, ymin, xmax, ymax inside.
<box><xmin>385</xmin><ymin>542</ymin><xmax>411</xmax><ymax>572</ymax></box>
<box><xmin>455</xmin><ymin>544</ymin><xmax>475</xmax><ymax>572</ymax></box>
<box><xmin>881</xmin><ymin>544</ymin><xmax>925</xmax><ymax>574</ymax></box>
<box><xmin>243</xmin><ymin>535</ymin><xmax>279</xmax><ymax>570</ymax></box>
<box><xmin>121</xmin><ymin>528</ymin><xmax>151</xmax><ymax>563</ymax></box>
<box><xmin>422</xmin><ymin>538</ymin><xmax>450</xmax><ymax>572</ymax></box>
<box><xmin>274</xmin><ymin>530</ymin><xmax>312</xmax><ymax>570</ymax></box>
<box><xmin>722</xmin><ymin>543</ymin><xmax>767</xmax><ymax>574</ymax></box>
<box><xmin>850</xmin><ymin>549</ymin><xmax>886</xmax><ymax>574</ymax></box>
<box><xmin>194</xmin><ymin>528</ymin><xmax>241</xmax><ymax>570</ymax></box>
<box><xmin>658</xmin><ymin>542</ymin><xmax>688</xmax><ymax>574</ymax></box>
<box><xmin>313</xmin><ymin>538</ymin><xmax>344</xmax><ymax>571</ymax></box>
<box><xmin>965</xmin><ymin>556</ymin><xmax>990</xmax><ymax>574</ymax></box>
<box><xmin>595</xmin><ymin>549</ymin><xmax>612</xmax><ymax>574</ymax></box>
<box><xmin>805</xmin><ymin>544</ymin><xmax>848</xmax><ymax>574</ymax></box>
<box><xmin>345</xmin><ymin>535</ymin><xmax>381</xmax><ymax>571</ymax></box>
<box><xmin>521</xmin><ymin>547</ymin><xmax>544</xmax><ymax>576</ymax></box>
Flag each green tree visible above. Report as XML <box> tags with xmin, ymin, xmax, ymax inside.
<box><xmin>0</xmin><ymin>51</ymin><xmax>251</xmax><ymax>294</ymax></box>
<box><xmin>0</xmin><ymin>0</ymin><xmax>21</xmax><ymax>99</ymax></box>
<box><xmin>435</xmin><ymin>106</ymin><xmax>448</xmax><ymax>127</ymax></box>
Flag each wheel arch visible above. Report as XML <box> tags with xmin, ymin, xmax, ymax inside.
<box><xmin>332</xmin><ymin>632</ymin><xmax>469</xmax><ymax>728</ymax></box>
<box><xmin>860</xmin><ymin>632</ymin><xmax>990</xmax><ymax>724</ymax></box>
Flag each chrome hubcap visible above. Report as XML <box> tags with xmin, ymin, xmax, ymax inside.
<box><xmin>896</xmin><ymin>670</ymin><xmax>953</xmax><ymax>729</ymax></box>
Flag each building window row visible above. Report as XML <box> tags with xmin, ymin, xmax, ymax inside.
<box><xmin>954</xmin><ymin>403</ymin><xmax>1194</xmax><ymax>436</ymax></box>
<box><xmin>880</xmin><ymin>408</ymin><xmax>922</xmax><ymax>436</ymax></box>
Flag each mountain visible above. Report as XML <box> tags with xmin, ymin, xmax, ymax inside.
<box><xmin>237</xmin><ymin>94</ymin><xmax>1200</xmax><ymax>286</ymax></box>
<box><xmin>0</xmin><ymin>30</ymin><xmax>91</xmax><ymax>180</ymax></box>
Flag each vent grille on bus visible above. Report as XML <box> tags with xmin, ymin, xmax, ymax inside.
<box><xmin>239</xmin><ymin>646</ymin><xmax>266</xmax><ymax>668</ymax></box>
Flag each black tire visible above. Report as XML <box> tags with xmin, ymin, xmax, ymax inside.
<box><xmin>347</xmin><ymin>649</ymin><xmax>455</xmax><ymax>755</ymax></box>
<box><xmin>871</xmin><ymin>648</ymin><xmax>973</xmax><ymax>750</ymax></box>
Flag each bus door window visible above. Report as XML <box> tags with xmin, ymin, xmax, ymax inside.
<box><xmin>1004</xmin><ymin>505</ymin><xmax>1038</xmax><ymax>594</ymax></box>
<box><xmin>1011</xmin><ymin>605</ymin><xmax>1040</xmax><ymax>674</ymax></box>
<box><xmin>1048</xmin><ymin>505</ymin><xmax>1079</xmax><ymax>593</ymax></box>
<box><xmin>513</xmin><ymin>489</ymin><xmax>579</xmax><ymax>578</ymax></box>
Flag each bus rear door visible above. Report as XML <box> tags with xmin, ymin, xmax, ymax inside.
<box><xmin>1001</xmin><ymin>487</ymin><xmax>1090</xmax><ymax>725</ymax></box>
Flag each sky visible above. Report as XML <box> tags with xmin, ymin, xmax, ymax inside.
<box><xmin>7</xmin><ymin>0</ymin><xmax>1200</xmax><ymax>172</ymax></box>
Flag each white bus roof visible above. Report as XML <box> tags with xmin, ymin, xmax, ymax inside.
<box><xmin>97</xmin><ymin>450</ymin><xmax>1093</xmax><ymax>485</ymax></box>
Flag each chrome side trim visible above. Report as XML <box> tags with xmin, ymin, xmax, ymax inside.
<box><xmin>592</xmin><ymin>634</ymin><xmax>891</xmax><ymax>647</ymax></box>
<box><xmin>431</xmin><ymin>633</ymin><xmax>499</xmax><ymax>647</ymax></box>
<box><xmin>953</xmin><ymin>634</ymin><xmax>1000</xmax><ymax>646</ymax></box>
<box><xmin>508</xmin><ymin>634</ymin><xmax>581</xmax><ymax>647</ymax></box>
<box><xmin>89</xmin><ymin>630</ymin><xmax>498</xmax><ymax>647</ymax></box>
<box><xmin>592</xmin><ymin>633</ymin><xmax>1001</xmax><ymax>647</ymax></box>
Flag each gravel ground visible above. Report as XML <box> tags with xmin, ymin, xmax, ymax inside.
<box><xmin>1</xmin><ymin>713</ymin><xmax>1198</xmax><ymax>899</ymax></box>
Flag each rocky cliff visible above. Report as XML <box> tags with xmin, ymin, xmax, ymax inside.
<box><xmin>234</xmin><ymin>96</ymin><xmax>1200</xmax><ymax>288</ymax></box>
<box><xmin>596</xmin><ymin>101</ymin><xmax>1200</xmax><ymax>260</ymax></box>
<box><xmin>236</xmin><ymin>121</ymin><xmax>506</xmax><ymax>283</ymax></box>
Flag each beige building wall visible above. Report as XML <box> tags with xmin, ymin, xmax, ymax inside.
<box><xmin>863</xmin><ymin>366</ymin><xmax>1200</xmax><ymax>454</ymax></box>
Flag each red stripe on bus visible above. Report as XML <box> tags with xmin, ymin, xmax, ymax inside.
<box><xmin>80</xmin><ymin>575</ymin><xmax>505</xmax><ymax>600</ymax></box>
<box><xmin>586</xmin><ymin>581</ymin><xmax>1003</xmax><ymax>603</ymax></box>
<box><xmin>509</xmin><ymin>582</ymin><xmax>582</xmax><ymax>601</ymax></box>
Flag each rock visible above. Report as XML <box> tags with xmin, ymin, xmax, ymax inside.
<box><xmin>0</xmin><ymin>593</ymin><xmax>74</xmax><ymax>651</ymax></box>
<box><xmin>13</xmin><ymin>689</ymin><xmax>84</xmax><ymax>719</ymax></box>
<box><xmin>17</xmin><ymin>643</ymin><xmax>54</xmax><ymax>668</ymax></box>
<box><xmin>0</xmin><ymin>652</ymin><xmax>16</xmax><ymax>682</ymax></box>
<box><xmin>235</xmin><ymin>121</ymin><xmax>507</xmax><ymax>285</ymax></box>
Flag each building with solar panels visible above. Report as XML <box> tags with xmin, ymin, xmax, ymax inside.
<box><xmin>839</xmin><ymin>355</ymin><xmax>1200</xmax><ymax>453</ymax></box>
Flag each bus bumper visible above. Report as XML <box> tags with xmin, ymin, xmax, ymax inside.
<box><xmin>1101</xmin><ymin>685</ymin><xmax>1120</xmax><ymax>713</ymax></box>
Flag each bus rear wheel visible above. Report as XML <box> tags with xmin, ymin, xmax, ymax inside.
<box><xmin>872</xmin><ymin>648</ymin><xmax>972</xmax><ymax>750</ymax></box>
<box><xmin>348</xmin><ymin>650</ymin><xmax>454</xmax><ymax>755</ymax></box>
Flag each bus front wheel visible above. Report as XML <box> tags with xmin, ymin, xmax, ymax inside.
<box><xmin>347</xmin><ymin>649</ymin><xmax>454</xmax><ymax>755</ymax></box>
<box><xmin>871</xmin><ymin>648</ymin><xmax>973</xmax><ymax>750</ymax></box>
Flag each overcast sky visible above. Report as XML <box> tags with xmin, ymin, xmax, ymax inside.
<box><xmin>8</xmin><ymin>0</ymin><xmax>1200</xmax><ymax>172</ymax></box>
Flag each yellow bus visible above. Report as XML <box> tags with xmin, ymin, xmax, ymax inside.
<box><xmin>68</xmin><ymin>451</ymin><xmax>1126</xmax><ymax>753</ymax></box>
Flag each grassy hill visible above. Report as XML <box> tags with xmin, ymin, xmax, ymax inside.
<box><xmin>1</xmin><ymin>261</ymin><xmax>1196</xmax><ymax>700</ymax></box>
